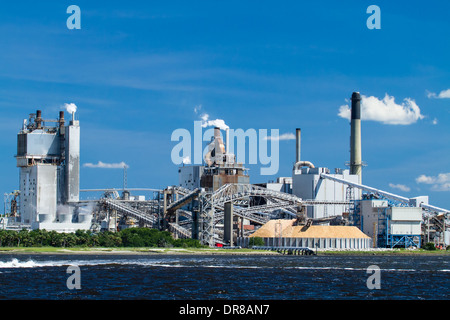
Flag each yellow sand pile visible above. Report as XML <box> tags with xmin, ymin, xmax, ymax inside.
<box><xmin>250</xmin><ymin>219</ymin><xmax>370</xmax><ymax>239</ymax></box>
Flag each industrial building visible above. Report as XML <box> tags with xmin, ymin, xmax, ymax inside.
<box><xmin>8</xmin><ymin>109</ymin><xmax>92</xmax><ymax>232</ymax></box>
<box><xmin>2</xmin><ymin>91</ymin><xmax>449</xmax><ymax>250</ymax></box>
<box><xmin>179</xmin><ymin>127</ymin><xmax>249</xmax><ymax>192</ymax></box>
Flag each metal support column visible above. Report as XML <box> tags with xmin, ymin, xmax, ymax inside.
<box><xmin>224</xmin><ymin>202</ymin><xmax>233</xmax><ymax>246</ymax></box>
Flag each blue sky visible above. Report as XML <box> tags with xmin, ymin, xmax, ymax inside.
<box><xmin>0</xmin><ymin>1</ymin><xmax>449</xmax><ymax>209</ymax></box>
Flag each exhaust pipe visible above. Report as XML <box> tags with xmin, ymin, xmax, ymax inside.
<box><xmin>295</xmin><ymin>128</ymin><xmax>301</xmax><ymax>163</ymax></box>
<box><xmin>293</xmin><ymin>127</ymin><xmax>315</xmax><ymax>171</ymax></box>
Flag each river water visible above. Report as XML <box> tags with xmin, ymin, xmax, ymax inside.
<box><xmin>0</xmin><ymin>253</ymin><xmax>448</xmax><ymax>300</ymax></box>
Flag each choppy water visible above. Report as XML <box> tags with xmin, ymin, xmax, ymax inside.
<box><xmin>0</xmin><ymin>253</ymin><xmax>448</xmax><ymax>300</ymax></box>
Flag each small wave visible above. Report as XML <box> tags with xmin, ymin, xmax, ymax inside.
<box><xmin>0</xmin><ymin>258</ymin><xmax>113</xmax><ymax>269</ymax></box>
<box><xmin>1</xmin><ymin>258</ymin><xmax>447</xmax><ymax>273</ymax></box>
<box><xmin>0</xmin><ymin>258</ymin><xmax>42</xmax><ymax>268</ymax></box>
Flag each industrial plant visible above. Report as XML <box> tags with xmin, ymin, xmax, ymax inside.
<box><xmin>2</xmin><ymin>92</ymin><xmax>449</xmax><ymax>250</ymax></box>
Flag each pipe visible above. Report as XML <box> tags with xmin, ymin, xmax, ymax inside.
<box><xmin>295</xmin><ymin>128</ymin><xmax>301</xmax><ymax>163</ymax></box>
<box><xmin>294</xmin><ymin>161</ymin><xmax>315</xmax><ymax>171</ymax></box>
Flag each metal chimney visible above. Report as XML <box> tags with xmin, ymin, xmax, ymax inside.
<box><xmin>295</xmin><ymin>128</ymin><xmax>301</xmax><ymax>163</ymax></box>
<box><xmin>35</xmin><ymin>110</ymin><xmax>42</xmax><ymax>129</ymax></box>
<box><xmin>350</xmin><ymin>92</ymin><xmax>362</xmax><ymax>184</ymax></box>
<box><xmin>59</xmin><ymin>111</ymin><xmax>65</xmax><ymax>129</ymax></box>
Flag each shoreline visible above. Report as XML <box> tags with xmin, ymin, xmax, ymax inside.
<box><xmin>0</xmin><ymin>247</ymin><xmax>449</xmax><ymax>256</ymax></box>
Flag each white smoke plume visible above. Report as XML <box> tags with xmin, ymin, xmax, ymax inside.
<box><xmin>182</xmin><ymin>156</ymin><xmax>191</xmax><ymax>164</ymax></box>
<box><xmin>83</xmin><ymin>161</ymin><xmax>129</xmax><ymax>169</ymax></box>
<box><xmin>64</xmin><ymin>103</ymin><xmax>77</xmax><ymax>114</ymax></box>
<box><xmin>338</xmin><ymin>94</ymin><xmax>424</xmax><ymax>125</ymax></box>
<box><xmin>264</xmin><ymin>133</ymin><xmax>296</xmax><ymax>141</ymax></box>
<box><xmin>200</xmin><ymin>113</ymin><xmax>229</xmax><ymax>130</ymax></box>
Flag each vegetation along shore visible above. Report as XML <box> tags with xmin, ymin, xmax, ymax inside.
<box><xmin>0</xmin><ymin>228</ymin><xmax>448</xmax><ymax>255</ymax></box>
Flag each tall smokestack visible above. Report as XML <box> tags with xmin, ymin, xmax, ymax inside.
<box><xmin>295</xmin><ymin>128</ymin><xmax>301</xmax><ymax>163</ymax></box>
<box><xmin>350</xmin><ymin>92</ymin><xmax>362</xmax><ymax>184</ymax></box>
<box><xmin>65</xmin><ymin>111</ymin><xmax>80</xmax><ymax>203</ymax></box>
<box><xmin>59</xmin><ymin>111</ymin><xmax>65</xmax><ymax>128</ymax></box>
<box><xmin>213</xmin><ymin>127</ymin><xmax>224</xmax><ymax>165</ymax></box>
<box><xmin>36</xmin><ymin>110</ymin><xmax>42</xmax><ymax>129</ymax></box>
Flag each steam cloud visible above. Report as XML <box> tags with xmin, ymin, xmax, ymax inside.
<box><xmin>200</xmin><ymin>113</ymin><xmax>229</xmax><ymax>130</ymax></box>
<box><xmin>64</xmin><ymin>103</ymin><xmax>77</xmax><ymax>114</ymax></box>
<box><xmin>83</xmin><ymin>161</ymin><xmax>129</xmax><ymax>169</ymax></box>
<box><xmin>264</xmin><ymin>133</ymin><xmax>296</xmax><ymax>141</ymax></box>
<box><xmin>182</xmin><ymin>156</ymin><xmax>191</xmax><ymax>164</ymax></box>
<box><xmin>338</xmin><ymin>94</ymin><xmax>424</xmax><ymax>125</ymax></box>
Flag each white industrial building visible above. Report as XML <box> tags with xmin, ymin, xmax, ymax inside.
<box><xmin>14</xmin><ymin>110</ymin><xmax>92</xmax><ymax>232</ymax></box>
<box><xmin>292</xmin><ymin>167</ymin><xmax>358</xmax><ymax>219</ymax></box>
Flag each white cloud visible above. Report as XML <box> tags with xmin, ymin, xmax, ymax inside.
<box><xmin>389</xmin><ymin>183</ymin><xmax>411</xmax><ymax>192</ymax></box>
<box><xmin>83</xmin><ymin>161</ymin><xmax>128</xmax><ymax>169</ymax></box>
<box><xmin>264</xmin><ymin>133</ymin><xmax>296</xmax><ymax>141</ymax></box>
<box><xmin>432</xmin><ymin>118</ymin><xmax>438</xmax><ymax>125</ymax></box>
<box><xmin>427</xmin><ymin>88</ymin><xmax>450</xmax><ymax>99</ymax></box>
<box><xmin>338</xmin><ymin>94</ymin><xmax>424</xmax><ymax>125</ymax></box>
<box><xmin>416</xmin><ymin>173</ymin><xmax>450</xmax><ymax>191</ymax></box>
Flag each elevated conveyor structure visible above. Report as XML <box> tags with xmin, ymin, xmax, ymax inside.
<box><xmin>166</xmin><ymin>188</ymin><xmax>201</xmax><ymax>215</ymax></box>
<box><xmin>101</xmin><ymin>198</ymin><xmax>158</xmax><ymax>227</ymax></box>
<box><xmin>165</xmin><ymin>183</ymin><xmax>356</xmax><ymax>246</ymax></box>
<box><xmin>319</xmin><ymin>173</ymin><xmax>449</xmax><ymax>247</ymax></box>
<box><xmin>320</xmin><ymin>173</ymin><xmax>449</xmax><ymax>215</ymax></box>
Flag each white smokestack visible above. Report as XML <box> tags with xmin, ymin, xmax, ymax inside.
<box><xmin>64</xmin><ymin>103</ymin><xmax>77</xmax><ymax>121</ymax></box>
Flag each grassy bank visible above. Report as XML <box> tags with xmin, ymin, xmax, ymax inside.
<box><xmin>319</xmin><ymin>249</ymin><xmax>450</xmax><ymax>255</ymax></box>
<box><xmin>0</xmin><ymin>246</ymin><xmax>448</xmax><ymax>255</ymax></box>
<box><xmin>0</xmin><ymin>246</ymin><xmax>278</xmax><ymax>255</ymax></box>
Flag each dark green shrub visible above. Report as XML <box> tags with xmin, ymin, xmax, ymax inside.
<box><xmin>423</xmin><ymin>242</ymin><xmax>436</xmax><ymax>250</ymax></box>
<box><xmin>249</xmin><ymin>237</ymin><xmax>265</xmax><ymax>247</ymax></box>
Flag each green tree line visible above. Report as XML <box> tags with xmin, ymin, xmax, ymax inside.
<box><xmin>0</xmin><ymin>228</ymin><xmax>204</xmax><ymax>248</ymax></box>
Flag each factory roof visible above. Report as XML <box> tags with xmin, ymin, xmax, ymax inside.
<box><xmin>250</xmin><ymin>219</ymin><xmax>370</xmax><ymax>239</ymax></box>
